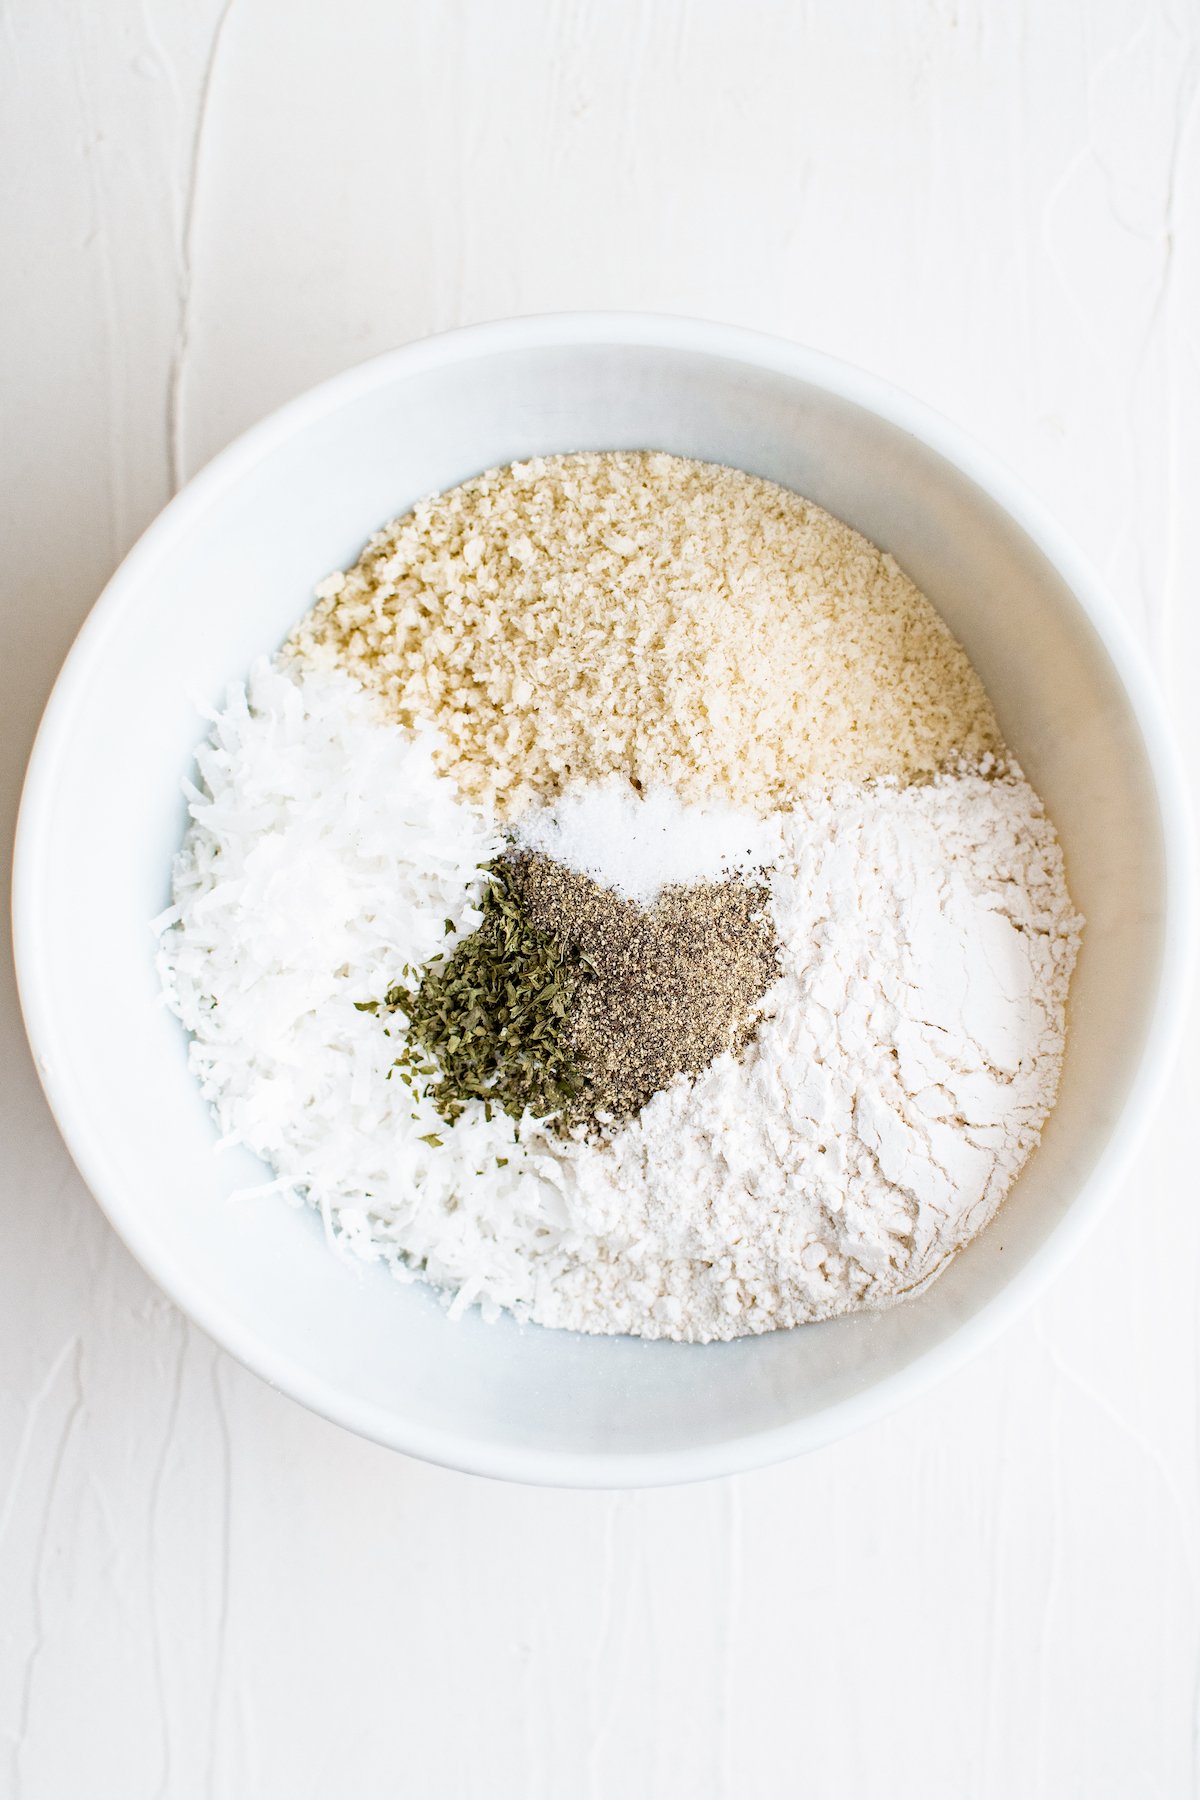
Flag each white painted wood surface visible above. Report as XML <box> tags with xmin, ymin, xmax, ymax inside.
<box><xmin>2</xmin><ymin>3</ymin><xmax>1198</xmax><ymax>1793</ymax></box>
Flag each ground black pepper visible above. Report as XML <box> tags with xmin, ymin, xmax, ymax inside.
<box><xmin>368</xmin><ymin>851</ymin><xmax>780</xmax><ymax>1135</ymax></box>
<box><xmin>510</xmin><ymin>851</ymin><xmax>779</xmax><ymax>1124</ymax></box>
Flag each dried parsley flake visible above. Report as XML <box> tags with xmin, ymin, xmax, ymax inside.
<box><xmin>377</xmin><ymin>858</ymin><xmax>592</xmax><ymax>1129</ymax></box>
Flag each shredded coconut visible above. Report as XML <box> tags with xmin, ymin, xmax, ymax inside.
<box><xmin>156</xmin><ymin>661</ymin><xmax>564</xmax><ymax>1314</ymax></box>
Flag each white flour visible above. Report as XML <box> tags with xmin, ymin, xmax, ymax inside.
<box><xmin>526</xmin><ymin>771</ymin><xmax>1081</xmax><ymax>1340</ymax></box>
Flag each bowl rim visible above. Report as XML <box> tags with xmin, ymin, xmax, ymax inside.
<box><xmin>12</xmin><ymin>311</ymin><xmax>1196</xmax><ymax>1488</ymax></box>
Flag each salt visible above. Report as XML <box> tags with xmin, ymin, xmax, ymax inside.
<box><xmin>513</xmin><ymin>776</ymin><xmax>778</xmax><ymax>906</ymax></box>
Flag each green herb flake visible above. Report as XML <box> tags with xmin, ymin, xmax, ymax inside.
<box><xmin>357</xmin><ymin>856</ymin><xmax>593</xmax><ymax>1135</ymax></box>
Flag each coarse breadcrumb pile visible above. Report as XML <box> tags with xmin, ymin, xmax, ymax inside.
<box><xmin>287</xmin><ymin>451</ymin><xmax>1005</xmax><ymax>817</ymax></box>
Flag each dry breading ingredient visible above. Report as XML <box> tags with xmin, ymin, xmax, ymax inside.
<box><xmin>370</xmin><ymin>857</ymin><xmax>593</xmax><ymax>1131</ymax></box>
<box><xmin>526</xmin><ymin>773</ymin><xmax>1083</xmax><ymax>1342</ymax></box>
<box><xmin>514</xmin><ymin>776</ymin><xmax>776</xmax><ymax>905</ymax></box>
<box><xmin>509</xmin><ymin>853</ymin><xmax>780</xmax><ymax>1124</ymax></box>
<box><xmin>153</xmin><ymin>662</ymin><xmax>531</xmax><ymax>1270</ymax></box>
<box><xmin>159</xmin><ymin>667</ymin><xmax>1081</xmax><ymax>1342</ymax></box>
<box><xmin>287</xmin><ymin>451</ymin><xmax>1004</xmax><ymax>817</ymax></box>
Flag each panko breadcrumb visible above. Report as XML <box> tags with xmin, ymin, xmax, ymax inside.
<box><xmin>286</xmin><ymin>451</ymin><xmax>1004</xmax><ymax>816</ymax></box>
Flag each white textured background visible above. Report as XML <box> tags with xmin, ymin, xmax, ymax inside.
<box><xmin>3</xmin><ymin>3</ymin><xmax>1199</xmax><ymax>1795</ymax></box>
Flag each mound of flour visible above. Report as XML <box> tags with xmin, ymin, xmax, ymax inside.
<box><xmin>526</xmin><ymin>771</ymin><xmax>1081</xmax><ymax>1339</ymax></box>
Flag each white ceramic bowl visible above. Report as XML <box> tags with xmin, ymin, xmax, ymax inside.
<box><xmin>14</xmin><ymin>315</ymin><xmax>1192</xmax><ymax>1487</ymax></box>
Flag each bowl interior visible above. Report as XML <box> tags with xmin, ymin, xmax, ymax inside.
<box><xmin>16</xmin><ymin>334</ymin><xmax>1171</xmax><ymax>1481</ymax></box>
